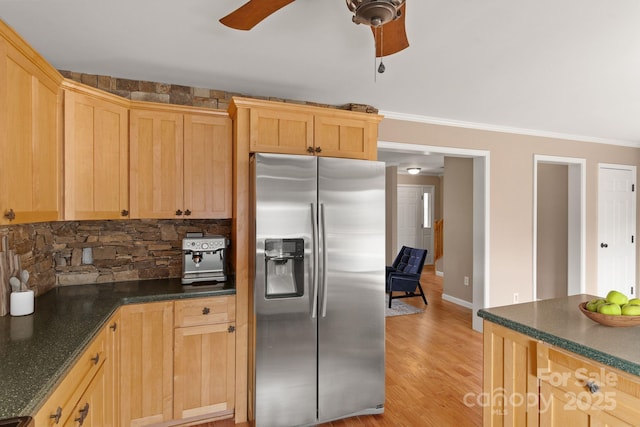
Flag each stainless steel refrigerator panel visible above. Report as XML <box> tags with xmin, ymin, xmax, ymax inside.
<box><xmin>317</xmin><ymin>157</ymin><xmax>386</xmax><ymax>421</ymax></box>
<box><xmin>254</xmin><ymin>154</ymin><xmax>318</xmax><ymax>427</ymax></box>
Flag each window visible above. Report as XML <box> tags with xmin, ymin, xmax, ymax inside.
<box><xmin>423</xmin><ymin>191</ymin><xmax>432</xmax><ymax>229</ymax></box>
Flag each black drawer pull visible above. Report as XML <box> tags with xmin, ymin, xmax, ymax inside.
<box><xmin>75</xmin><ymin>402</ymin><xmax>89</xmax><ymax>426</ymax></box>
<box><xmin>4</xmin><ymin>208</ymin><xmax>16</xmax><ymax>221</ymax></box>
<box><xmin>110</xmin><ymin>322</ymin><xmax>117</xmax><ymax>331</ymax></box>
<box><xmin>50</xmin><ymin>406</ymin><xmax>62</xmax><ymax>424</ymax></box>
<box><xmin>90</xmin><ymin>353</ymin><xmax>100</xmax><ymax>365</ymax></box>
<box><xmin>202</xmin><ymin>307</ymin><xmax>210</xmax><ymax>315</ymax></box>
<box><xmin>121</xmin><ymin>209</ymin><xmax>129</xmax><ymax>217</ymax></box>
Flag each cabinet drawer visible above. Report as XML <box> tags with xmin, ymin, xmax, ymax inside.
<box><xmin>174</xmin><ymin>296</ymin><xmax>235</xmax><ymax>327</ymax></box>
<box><xmin>538</xmin><ymin>342</ymin><xmax>640</xmax><ymax>425</ymax></box>
<box><xmin>33</xmin><ymin>329</ymin><xmax>106</xmax><ymax>427</ymax></box>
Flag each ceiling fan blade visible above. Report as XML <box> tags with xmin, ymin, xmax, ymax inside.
<box><xmin>371</xmin><ymin>4</ymin><xmax>409</xmax><ymax>57</ymax></box>
<box><xmin>220</xmin><ymin>0</ymin><xmax>296</xmax><ymax>30</ymax></box>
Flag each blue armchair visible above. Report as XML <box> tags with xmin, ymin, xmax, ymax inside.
<box><xmin>386</xmin><ymin>246</ymin><xmax>428</xmax><ymax>308</ymax></box>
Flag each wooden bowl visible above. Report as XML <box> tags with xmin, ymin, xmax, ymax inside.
<box><xmin>579</xmin><ymin>302</ymin><xmax>640</xmax><ymax>327</ymax></box>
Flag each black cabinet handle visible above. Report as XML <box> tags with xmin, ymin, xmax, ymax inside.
<box><xmin>315</xmin><ymin>146</ymin><xmax>322</xmax><ymax>153</ymax></box>
<box><xmin>110</xmin><ymin>322</ymin><xmax>117</xmax><ymax>331</ymax></box>
<box><xmin>75</xmin><ymin>403</ymin><xmax>90</xmax><ymax>426</ymax></box>
<box><xmin>176</xmin><ymin>209</ymin><xmax>183</xmax><ymax>216</ymax></box>
<box><xmin>202</xmin><ymin>307</ymin><xmax>210</xmax><ymax>315</ymax></box>
<box><xmin>600</xmin><ymin>243</ymin><xmax>608</xmax><ymax>248</ymax></box>
<box><xmin>306</xmin><ymin>147</ymin><xmax>314</xmax><ymax>153</ymax></box>
<box><xmin>586</xmin><ymin>380</ymin><xmax>600</xmax><ymax>394</ymax></box>
<box><xmin>50</xmin><ymin>406</ymin><xmax>62</xmax><ymax>424</ymax></box>
<box><xmin>121</xmin><ymin>209</ymin><xmax>129</xmax><ymax>217</ymax></box>
<box><xmin>3</xmin><ymin>208</ymin><xmax>15</xmax><ymax>221</ymax></box>
<box><xmin>184</xmin><ymin>209</ymin><xmax>192</xmax><ymax>216</ymax></box>
<box><xmin>90</xmin><ymin>353</ymin><xmax>100</xmax><ymax>365</ymax></box>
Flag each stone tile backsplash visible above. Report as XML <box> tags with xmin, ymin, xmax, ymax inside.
<box><xmin>0</xmin><ymin>219</ymin><xmax>231</xmax><ymax>296</ymax></box>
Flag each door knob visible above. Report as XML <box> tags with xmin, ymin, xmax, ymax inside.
<box><xmin>600</xmin><ymin>243</ymin><xmax>609</xmax><ymax>248</ymax></box>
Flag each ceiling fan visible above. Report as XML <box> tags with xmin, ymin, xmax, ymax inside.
<box><xmin>219</xmin><ymin>0</ymin><xmax>409</xmax><ymax>57</ymax></box>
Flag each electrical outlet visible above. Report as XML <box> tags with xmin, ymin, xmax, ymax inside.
<box><xmin>464</xmin><ymin>276</ymin><xmax>469</xmax><ymax>286</ymax></box>
<box><xmin>513</xmin><ymin>293</ymin><xmax>519</xmax><ymax>303</ymax></box>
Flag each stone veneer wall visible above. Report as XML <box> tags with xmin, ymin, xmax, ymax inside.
<box><xmin>58</xmin><ymin>70</ymin><xmax>378</xmax><ymax>113</ymax></box>
<box><xmin>0</xmin><ymin>219</ymin><xmax>230</xmax><ymax>297</ymax></box>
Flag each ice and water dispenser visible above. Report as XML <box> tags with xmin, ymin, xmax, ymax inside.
<box><xmin>264</xmin><ymin>238</ymin><xmax>304</xmax><ymax>299</ymax></box>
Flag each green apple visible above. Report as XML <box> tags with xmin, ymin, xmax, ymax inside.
<box><xmin>606</xmin><ymin>290</ymin><xmax>628</xmax><ymax>306</ymax></box>
<box><xmin>586</xmin><ymin>298</ymin><xmax>607</xmax><ymax>312</ymax></box>
<box><xmin>621</xmin><ymin>304</ymin><xmax>640</xmax><ymax>316</ymax></box>
<box><xmin>598</xmin><ymin>302</ymin><xmax>622</xmax><ymax>315</ymax></box>
<box><xmin>627</xmin><ymin>298</ymin><xmax>640</xmax><ymax>306</ymax></box>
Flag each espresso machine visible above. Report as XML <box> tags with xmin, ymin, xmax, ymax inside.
<box><xmin>182</xmin><ymin>233</ymin><xmax>228</xmax><ymax>285</ymax></box>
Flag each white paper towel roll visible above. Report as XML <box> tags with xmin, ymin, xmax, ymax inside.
<box><xmin>10</xmin><ymin>290</ymin><xmax>34</xmax><ymax>316</ymax></box>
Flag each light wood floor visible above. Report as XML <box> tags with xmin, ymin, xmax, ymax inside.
<box><xmin>202</xmin><ymin>266</ymin><xmax>484</xmax><ymax>427</ymax></box>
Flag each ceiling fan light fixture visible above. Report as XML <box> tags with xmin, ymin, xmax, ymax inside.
<box><xmin>347</xmin><ymin>0</ymin><xmax>405</xmax><ymax>27</ymax></box>
<box><xmin>407</xmin><ymin>167</ymin><xmax>421</xmax><ymax>175</ymax></box>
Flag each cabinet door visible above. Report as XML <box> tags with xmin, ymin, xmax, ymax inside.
<box><xmin>0</xmin><ymin>40</ymin><xmax>61</xmax><ymax>225</ymax></box>
<box><xmin>314</xmin><ymin>115</ymin><xmax>377</xmax><ymax>160</ymax></box>
<box><xmin>174</xmin><ymin>322</ymin><xmax>236</xmax><ymax>419</ymax></box>
<box><xmin>63</xmin><ymin>366</ymin><xmax>109</xmax><ymax>427</ymax></box>
<box><xmin>64</xmin><ymin>89</ymin><xmax>129</xmax><ymax>220</ymax></box>
<box><xmin>482</xmin><ymin>321</ymin><xmax>538</xmax><ymax>427</ymax></box>
<box><xmin>183</xmin><ymin>113</ymin><xmax>232</xmax><ymax>218</ymax></box>
<box><xmin>129</xmin><ymin>109</ymin><xmax>184</xmax><ymax>218</ymax></box>
<box><xmin>120</xmin><ymin>301</ymin><xmax>174</xmax><ymax>426</ymax></box>
<box><xmin>249</xmin><ymin>107</ymin><xmax>314</xmax><ymax>155</ymax></box>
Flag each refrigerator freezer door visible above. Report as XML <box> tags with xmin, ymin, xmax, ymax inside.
<box><xmin>254</xmin><ymin>154</ymin><xmax>318</xmax><ymax>427</ymax></box>
<box><xmin>317</xmin><ymin>157</ymin><xmax>386</xmax><ymax>421</ymax></box>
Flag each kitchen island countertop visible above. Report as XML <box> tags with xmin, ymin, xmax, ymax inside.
<box><xmin>478</xmin><ymin>294</ymin><xmax>640</xmax><ymax>377</ymax></box>
<box><xmin>0</xmin><ymin>278</ymin><xmax>235</xmax><ymax>418</ymax></box>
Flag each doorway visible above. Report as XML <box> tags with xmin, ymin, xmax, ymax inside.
<box><xmin>379</xmin><ymin>141</ymin><xmax>489</xmax><ymax>333</ymax></box>
<box><xmin>533</xmin><ymin>155</ymin><xmax>586</xmax><ymax>300</ymax></box>
<box><xmin>597</xmin><ymin>163</ymin><xmax>636</xmax><ymax>298</ymax></box>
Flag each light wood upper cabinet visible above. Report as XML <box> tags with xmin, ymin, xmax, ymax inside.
<box><xmin>63</xmin><ymin>82</ymin><xmax>129</xmax><ymax>220</ymax></box>
<box><xmin>130</xmin><ymin>104</ymin><xmax>232</xmax><ymax>219</ymax></box>
<box><xmin>129</xmin><ymin>107</ymin><xmax>184</xmax><ymax>219</ymax></box>
<box><xmin>119</xmin><ymin>301</ymin><xmax>174</xmax><ymax>426</ymax></box>
<box><xmin>230</xmin><ymin>96</ymin><xmax>382</xmax><ymax>160</ymax></box>
<box><xmin>183</xmin><ymin>114</ymin><xmax>232</xmax><ymax>219</ymax></box>
<box><xmin>248</xmin><ymin>106</ymin><xmax>314</xmax><ymax>155</ymax></box>
<box><xmin>0</xmin><ymin>23</ymin><xmax>63</xmax><ymax>225</ymax></box>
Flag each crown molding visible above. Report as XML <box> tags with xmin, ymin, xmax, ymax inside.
<box><xmin>379</xmin><ymin>110</ymin><xmax>640</xmax><ymax>149</ymax></box>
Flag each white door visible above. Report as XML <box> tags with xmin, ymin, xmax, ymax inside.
<box><xmin>597</xmin><ymin>165</ymin><xmax>636</xmax><ymax>298</ymax></box>
<box><xmin>397</xmin><ymin>185</ymin><xmax>421</xmax><ymax>250</ymax></box>
<box><xmin>397</xmin><ymin>185</ymin><xmax>434</xmax><ymax>264</ymax></box>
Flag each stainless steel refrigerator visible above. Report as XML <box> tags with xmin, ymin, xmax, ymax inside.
<box><xmin>251</xmin><ymin>153</ymin><xmax>386</xmax><ymax>427</ymax></box>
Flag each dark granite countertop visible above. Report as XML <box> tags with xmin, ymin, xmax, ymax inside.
<box><xmin>478</xmin><ymin>294</ymin><xmax>640</xmax><ymax>377</ymax></box>
<box><xmin>0</xmin><ymin>278</ymin><xmax>235</xmax><ymax>419</ymax></box>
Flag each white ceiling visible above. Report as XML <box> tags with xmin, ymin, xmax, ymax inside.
<box><xmin>2</xmin><ymin>0</ymin><xmax>640</xmax><ymax>173</ymax></box>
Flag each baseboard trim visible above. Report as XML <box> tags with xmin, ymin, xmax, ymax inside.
<box><xmin>442</xmin><ymin>293</ymin><xmax>473</xmax><ymax>309</ymax></box>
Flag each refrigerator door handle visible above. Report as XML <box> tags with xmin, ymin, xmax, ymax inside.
<box><xmin>311</xmin><ymin>203</ymin><xmax>319</xmax><ymax>319</ymax></box>
<box><xmin>320</xmin><ymin>202</ymin><xmax>328</xmax><ymax>318</ymax></box>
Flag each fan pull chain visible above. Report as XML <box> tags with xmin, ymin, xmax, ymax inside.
<box><xmin>378</xmin><ymin>24</ymin><xmax>386</xmax><ymax>74</ymax></box>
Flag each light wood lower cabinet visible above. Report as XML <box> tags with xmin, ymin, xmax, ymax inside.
<box><xmin>173</xmin><ymin>296</ymin><xmax>236</xmax><ymax>421</ymax></box>
<box><xmin>484</xmin><ymin>320</ymin><xmax>640</xmax><ymax>427</ymax></box>
<box><xmin>537</xmin><ymin>342</ymin><xmax>640</xmax><ymax>427</ymax></box>
<box><xmin>33</xmin><ymin>322</ymin><xmax>108</xmax><ymax>427</ymax></box>
<box><xmin>483</xmin><ymin>321</ymin><xmax>539</xmax><ymax>427</ymax></box>
<box><xmin>119</xmin><ymin>301</ymin><xmax>174</xmax><ymax>427</ymax></box>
